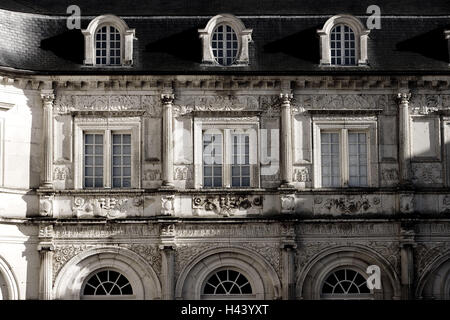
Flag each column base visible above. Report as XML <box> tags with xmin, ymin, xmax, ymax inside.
<box><xmin>278</xmin><ymin>183</ymin><xmax>295</xmax><ymax>190</ymax></box>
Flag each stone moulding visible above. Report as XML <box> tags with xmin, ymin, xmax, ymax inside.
<box><xmin>192</xmin><ymin>195</ymin><xmax>263</xmax><ymax>217</ymax></box>
<box><xmin>313</xmin><ymin>195</ymin><xmax>381</xmax><ymax>215</ymax></box>
<box><xmin>72</xmin><ymin>196</ymin><xmax>143</xmax><ymax>219</ymax></box>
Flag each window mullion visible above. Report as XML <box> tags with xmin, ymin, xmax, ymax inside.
<box><xmin>341</xmin><ymin>129</ymin><xmax>349</xmax><ymax>187</ymax></box>
<box><xmin>224</xmin><ymin>129</ymin><xmax>231</xmax><ymax>188</ymax></box>
<box><xmin>104</xmin><ymin>130</ymin><xmax>111</xmax><ymax>188</ymax></box>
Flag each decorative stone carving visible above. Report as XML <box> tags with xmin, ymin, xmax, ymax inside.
<box><xmin>39</xmin><ymin>225</ymin><xmax>54</xmax><ymax>239</ymax></box>
<box><xmin>412</xmin><ymin>163</ymin><xmax>442</xmax><ymax>185</ymax></box>
<box><xmin>161</xmin><ymin>195</ymin><xmax>175</xmax><ymax>215</ymax></box>
<box><xmin>296</xmin><ymin>223</ymin><xmax>399</xmax><ymax>236</ymax></box>
<box><xmin>161</xmin><ymin>224</ymin><xmax>175</xmax><ymax>236</ymax></box>
<box><xmin>72</xmin><ymin>197</ymin><xmax>131</xmax><ymax>219</ymax></box>
<box><xmin>53</xmin><ymin>224</ymin><xmax>160</xmax><ymax>239</ymax></box>
<box><xmin>382</xmin><ymin>168</ymin><xmax>399</xmax><ymax>183</ymax></box>
<box><xmin>144</xmin><ymin>169</ymin><xmax>161</xmax><ymax>181</ymax></box>
<box><xmin>39</xmin><ymin>197</ymin><xmax>53</xmax><ymax>217</ymax></box>
<box><xmin>400</xmin><ymin>194</ymin><xmax>414</xmax><ymax>214</ymax></box>
<box><xmin>280</xmin><ymin>195</ymin><xmax>295</xmax><ymax>213</ymax></box>
<box><xmin>415</xmin><ymin>242</ymin><xmax>450</xmax><ymax>277</ymax></box>
<box><xmin>173</xmin><ymin>166</ymin><xmax>192</xmax><ymax>180</ymax></box>
<box><xmin>54</xmin><ymin>95</ymin><xmax>162</xmax><ymax>116</ymax></box>
<box><xmin>192</xmin><ymin>195</ymin><xmax>263</xmax><ymax>216</ymax></box>
<box><xmin>293</xmin><ymin>168</ymin><xmax>310</xmax><ymax>182</ymax></box>
<box><xmin>173</xmin><ymin>95</ymin><xmax>259</xmax><ymax>115</ymax></box>
<box><xmin>177</xmin><ymin>223</ymin><xmax>282</xmax><ymax>238</ymax></box>
<box><xmin>123</xmin><ymin>244</ymin><xmax>162</xmax><ymax>275</ymax></box>
<box><xmin>441</xmin><ymin>195</ymin><xmax>450</xmax><ymax>214</ymax></box>
<box><xmin>314</xmin><ymin>195</ymin><xmax>381</xmax><ymax>215</ymax></box>
<box><xmin>53</xmin><ymin>244</ymin><xmax>91</xmax><ymax>282</ymax></box>
<box><xmin>53</xmin><ymin>166</ymin><xmax>71</xmax><ymax>180</ymax></box>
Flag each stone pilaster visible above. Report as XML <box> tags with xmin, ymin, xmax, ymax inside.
<box><xmin>280</xmin><ymin>93</ymin><xmax>294</xmax><ymax>188</ymax></box>
<box><xmin>159</xmin><ymin>245</ymin><xmax>176</xmax><ymax>300</ymax></box>
<box><xmin>38</xmin><ymin>243</ymin><xmax>54</xmax><ymax>300</ymax></box>
<box><xmin>281</xmin><ymin>242</ymin><xmax>296</xmax><ymax>300</ymax></box>
<box><xmin>396</xmin><ymin>92</ymin><xmax>412</xmax><ymax>186</ymax></box>
<box><xmin>399</xmin><ymin>228</ymin><xmax>416</xmax><ymax>300</ymax></box>
<box><xmin>161</xmin><ymin>93</ymin><xmax>175</xmax><ymax>188</ymax></box>
<box><xmin>40</xmin><ymin>90</ymin><xmax>55</xmax><ymax>189</ymax></box>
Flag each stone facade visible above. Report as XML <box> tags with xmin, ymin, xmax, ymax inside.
<box><xmin>0</xmin><ymin>5</ymin><xmax>450</xmax><ymax>300</ymax></box>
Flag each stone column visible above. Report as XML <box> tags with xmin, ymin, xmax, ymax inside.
<box><xmin>280</xmin><ymin>93</ymin><xmax>294</xmax><ymax>188</ymax></box>
<box><xmin>396</xmin><ymin>92</ymin><xmax>412</xmax><ymax>185</ymax></box>
<box><xmin>40</xmin><ymin>90</ymin><xmax>55</xmax><ymax>189</ymax></box>
<box><xmin>281</xmin><ymin>243</ymin><xmax>296</xmax><ymax>300</ymax></box>
<box><xmin>38</xmin><ymin>243</ymin><xmax>54</xmax><ymax>300</ymax></box>
<box><xmin>400</xmin><ymin>229</ymin><xmax>416</xmax><ymax>300</ymax></box>
<box><xmin>159</xmin><ymin>245</ymin><xmax>175</xmax><ymax>300</ymax></box>
<box><xmin>161</xmin><ymin>94</ymin><xmax>175</xmax><ymax>188</ymax></box>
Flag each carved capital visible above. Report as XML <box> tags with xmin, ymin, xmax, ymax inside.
<box><xmin>40</xmin><ymin>90</ymin><xmax>55</xmax><ymax>106</ymax></box>
<box><xmin>161</xmin><ymin>93</ymin><xmax>175</xmax><ymax>105</ymax></box>
<box><xmin>279</xmin><ymin>93</ymin><xmax>293</xmax><ymax>106</ymax></box>
<box><xmin>396</xmin><ymin>92</ymin><xmax>411</xmax><ymax>106</ymax></box>
<box><xmin>37</xmin><ymin>242</ymin><xmax>55</xmax><ymax>252</ymax></box>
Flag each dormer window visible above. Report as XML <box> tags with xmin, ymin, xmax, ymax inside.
<box><xmin>82</xmin><ymin>15</ymin><xmax>136</xmax><ymax>66</ymax></box>
<box><xmin>318</xmin><ymin>15</ymin><xmax>370</xmax><ymax>66</ymax></box>
<box><xmin>199</xmin><ymin>14</ymin><xmax>252</xmax><ymax>66</ymax></box>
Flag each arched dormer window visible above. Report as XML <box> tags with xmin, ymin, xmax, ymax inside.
<box><xmin>199</xmin><ymin>14</ymin><xmax>253</xmax><ymax>66</ymax></box>
<box><xmin>82</xmin><ymin>15</ymin><xmax>136</xmax><ymax>66</ymax></box>
<box><xmin>317</xmin><ymin>15</ymin><xmax>370</xmax><ymax>66</ymax></box>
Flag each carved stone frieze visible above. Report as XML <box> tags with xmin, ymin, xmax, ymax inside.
<box><xmin>53</xmin><ymin>224</ymin><xmax>160</xmax><ymax>239</ymax></box>
<box><xmin>177</xmin><ymin>223</ymin><xmax>282</xmax><ymax>238</ymax></box>
<box><xmin>192</xmin><ymin>195</ymin><xmax>263</xmax><ymax>217</ymax></box>
<box><xmin>173</xmin><ymin>95</ymin><xmax>259</xmax><ymax>115</ymax></box>
<box><xmin>72</xmin><ymin>196</ymin><xmax>142</xmax><ymax>219</ymax></box>
<box><xmin>410</xmin><ymin>94</ymin><xmax>450</xmax><ymax>114</ymax></box>
<box><xmin>313</xmin><ymin>195</ymin><xmax>381</xmax><ymax>215</ymax></box>
<box><xmin>296</xmin><ymin>222</ymin><xmax>399</xmax><ymax>236</ymax></box>
<box><xmin>54</xmin><ymin>95</ymin><xmax>162</xmax><ymax>116</ymax></box>
<box><xmin>382</xmin><ymin>168</ymin><xmax>399</xmax><ymax>184</ymax></box>
<box><xmin>39</xmin><ymin>225</ymin><xmax>54</xmax><ymax>239</ymax></box>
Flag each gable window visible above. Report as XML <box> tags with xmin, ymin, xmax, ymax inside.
<box><xmin>82</xmin><ymin>15</ymin><xmax>136</xmax><ymax>66</ymax></box>
<box><xmin>74</xmin><ymin>117</ymin><xmax>140</xmax><ymax>189</ymax></box>
<box><xmin>317</xmin><ymin>15</ymin><xmax>370</xmax><ymax>66</ymax></box>
<box><xmin>194</xmin><ymin>118</ymin><xmax>259</xmax><ymax>189</ymax></box>
<box><xmin>313</xmin><ymin>117</ymin><xmax>378</xmax><ymax>188</ymax></box>
<box><xmin>330</xmin><ymin>25</ymin><xmax>356</xmax><ymax>65</ymax></box>
<box><xmin>95</xmin><ymin>26</ymin><xmax>121</xmax><ymax>65</ymax></box>
<box><xmin>199</xmin><ymin>14</ymin><xmax>252</xmax><ymax>66</ymax></box>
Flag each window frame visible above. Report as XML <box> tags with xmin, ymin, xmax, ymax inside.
<box><xmin>320</xmin><ymin>267</ymin><xmax>374</xmax><ymax>300</ymax></box>
<box><xmin>313</xmin><ymin>117</ymin><xmax>378</xmax><ymax>188</ymax></box>
<box><xmin>210</xmin><ymin>23</ymin><xmax>240</xmax><ymax>66</ymax></box>
<box><xmin>193</xmin><ymin>117</ymin><xmax>259</xmax><ymax>189</ymax></box>
<box><xmin>81</xmin><ymin>268</ymin><xmax>136</xmax><ymax>300</ymax></box>
<box><xmin>200</xmin><ymin>267</ymin><xmax>256</xmax><ymax>300</ymax></box>
<box><xmin>317</xmin><ymin>15</ymin><xmax>370</xmax><ymax>66</ymax></box>
<box><xmin>74</xmin><ymin>117</ymin><xmax>141</xmax><ymax>190</ymax></box>
<box><xmin>94</xmin><ymin>24</ymin><xmax>123</xmax><ymax>66</ymax></box>
<box><xmin>330</xmin><ymin>24</ymin><xmax>357</xmax><ymax>66</ymax></box>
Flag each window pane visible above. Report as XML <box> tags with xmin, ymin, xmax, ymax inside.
<box><xmin>203</xmin><ymin>133</ymin><xmax>222</xmax><ymax>187</ymax></box>
<box><xmin>84</xmin><ymin>134</ymin><xmax>103</xmax><ymax>188</ymax></box>
<box><xmin>321</xmin><ymin>132</ymin><xmax>340</xmax><ymax>187</ymax></box>
<box><xmin>330</xmin><ymin>25</ymin><xmax>356</xmax><ymax>66</ymax></box>
<box><xmin>211</xmin><ymin>24</ymin><xmax>238</xmax><ymax>66</ymax></box>
<box><xmin>231</xmin><ymin>134</ymin><xmax>250</xmax><ymax>187</ymax></box>
<box><xmin>348</xmin><ymin>133</ymin><xmax>367</xmax><ymax>187</ymax></box>
<box><xmin>112</xmin><ymin>134</ymin><xmax>132</xmax><ymax>188</ymax></box>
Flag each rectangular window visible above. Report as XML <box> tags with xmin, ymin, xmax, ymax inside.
<box><xmin>203</xmin><ymin>133</ymin><xmax>223</xmax><ymax>187</ymax></box>
<box><xmin>321</xmin><ymin>132</ymin><xmax>341</xmax><ymax>187</ymax></box>
<box><xmin>231</xmin><ymin>134</ymin><xmax>250</xmax><ymax>187</ymax></box>
<box><xmin>320</xmin><ymin>131</ymin><xmax>368</xmax><ymax>188</ymax></box>
<box><xmin>112</xmin><ymin>134</ymin><xmax>132</xmax><ymax>188</ymax></box>
<box><xmin>84</xmin><ymin>133</ymin><xmax>104</xmax><ymax>188</ymax></box>
<box><xmin>348</xmin><ymin>132</ymin><xmax>368</xmax><ymax>187</ymax></box>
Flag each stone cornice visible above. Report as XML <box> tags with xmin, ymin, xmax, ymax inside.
<box><xmin>3</xmin><ymin>74</ymin><xmax>450</xmax><ymax>91</ymax></box>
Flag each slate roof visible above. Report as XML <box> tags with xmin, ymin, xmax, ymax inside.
<box><xmin>0</xmin><ymin>1</ymin><xmax>450</xmax><ymax>75</ymax></box>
